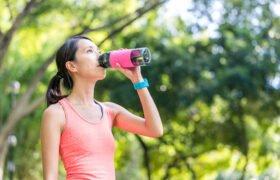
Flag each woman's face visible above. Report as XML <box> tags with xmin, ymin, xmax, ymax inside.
<box><xmin>68</xmin><ymin>38</ymin><xmax>106</xmax><ymax>81</ymax></box>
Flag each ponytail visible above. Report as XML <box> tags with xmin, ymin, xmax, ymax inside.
<box><xmin>46</xmin><ymin>72</ymin><xmax>65</xmax><ymax>106</ymax></box>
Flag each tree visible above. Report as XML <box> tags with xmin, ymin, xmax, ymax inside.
<box><xmin>0</xmin><ymin>0</ymin><xmax>168</xmax><ymax>179</ymax></box>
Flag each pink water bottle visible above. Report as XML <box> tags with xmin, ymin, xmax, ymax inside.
<box><xmin>98</xmin><ymin>47</ymin><xmax>151</xmax><ymax>68</ymax></box>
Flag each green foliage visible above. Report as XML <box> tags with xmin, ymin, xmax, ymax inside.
<box><xmin>0</xmin><ymin>0</ymin><xmax>279</xmax><ymax>179</ymax></box>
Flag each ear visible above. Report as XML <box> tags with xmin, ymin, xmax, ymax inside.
<box><xmin>65</xmin><ymin>61</ymin><xmax>78</xmax><ymax>73</ymax></box>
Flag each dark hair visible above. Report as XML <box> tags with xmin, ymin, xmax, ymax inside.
<box><xmin>45</xmin><ymin>35</ymin><xmax>103</xmax><ymax>119</ymax></box>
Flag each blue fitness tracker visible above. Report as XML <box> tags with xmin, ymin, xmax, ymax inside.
<box><xmin>133</xmin><ymin>78</ymin><xmax>149</xmax><ymax>90</ymax></box>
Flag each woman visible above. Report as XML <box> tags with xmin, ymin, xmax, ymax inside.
<box><xmin>40</xmin><ymin>35</ymin><xmax>163</xmax><ymax>180</ymax></box>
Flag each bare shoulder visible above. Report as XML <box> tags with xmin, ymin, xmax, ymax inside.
<box><xmin>102</xmin><ymin>101</ymin><xmax>117</xmax><ymax>109</ymax></box>
<box><xmin>102</xmin><ymin>101</ymin><xmax>124</xmax><ymax>114</ymax></box>
<box><xmin>41</xmin><ymin>102</ymin><xmax>65</xmax><ymax>132</ymax></box>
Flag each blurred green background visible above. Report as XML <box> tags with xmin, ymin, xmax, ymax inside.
<box><xmin>0</xmin><ymin>0</ymin><xmax>279</xmax><ymax>179</ymax></box>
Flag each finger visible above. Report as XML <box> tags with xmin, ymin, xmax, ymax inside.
<box><xmin>117</xmin><ymin>66</ymin><xmax>127</xmax><ymax>74</ymax></box>
<box><xmin>117</xmin><ymin>63</ymin><xmax>129</xmax><ymax>73</ymax></box>
<box><xmin>112</xmin><ymin>63</ymin><xmax>120</xmax><ymax>71</ymax></box>
<box><xmin>116</xmin><ymin>63</ymin><xmax>123</xmax><ymax>70</ymax></box>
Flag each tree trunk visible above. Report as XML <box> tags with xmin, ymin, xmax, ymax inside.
<box><xmin>240</xmin><ymin>155</ymin><xmax>248</xmax><ymax>180</ymax></box>
<box><xmin>185</xmin><ymin>160</ymin><xmax>196</xmax><ymax>180</ymax></box>
<box><xmin>0</xmin><ymin>140</ymin><xmax>9</xmax><ymax>180</ymax></box>
<box><xmin>135</xmin><ymin>135</ymin><xmax>151</xmax><ymax>180</ymax></box>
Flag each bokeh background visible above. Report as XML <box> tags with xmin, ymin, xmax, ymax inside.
<box><xmin>0</xmin><ymin>0</ymin><xmax>279</xmax><ymax>179</ymax></box>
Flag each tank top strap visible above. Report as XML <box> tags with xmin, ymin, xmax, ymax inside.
<box><xmin>58</xmin><ymin>97</ymin><xmax>65</xmax><ymax>106</ymax></box>
<box><xmin>57</xmin><ymin>98</ymin><xmax>71</xmax><ymax>115</ymax></box>
<box><xmin>100</xmin><ymin>102</ymin><xmax>115</xmax><ymax>129</ymax></box>
<box><xmin>57</xmin><ymin>97</ymin><xmax>73</xmax><ymax>126</ymax></box>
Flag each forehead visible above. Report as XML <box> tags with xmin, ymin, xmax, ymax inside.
<box><xmin>77</xmin><ymin>39</ymin><xmax>98</xmax><ymax>50</ymax></box>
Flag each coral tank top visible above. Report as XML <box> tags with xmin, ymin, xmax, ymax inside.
<box><xmin>58</xmin><ymin>97</ymin><xmax>116</xmax><ymax>180</ymax></box>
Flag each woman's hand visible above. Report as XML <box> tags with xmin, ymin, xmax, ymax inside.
<box><xmin>114</xmin><ymin>48</ymin><xmax>144</xmax><ymax>83</ymax></box>
<box><xmin>115</xmin><ymin>63</ymin><xmax>143</xmax><ymax>83</ymax></box>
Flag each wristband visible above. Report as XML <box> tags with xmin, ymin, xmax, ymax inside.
<box><xmin>133</xmin><ymin>78</ymin><xmax>149</xmax><ymax>90</ymax></box>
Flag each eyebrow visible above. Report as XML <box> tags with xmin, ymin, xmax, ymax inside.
<box><xmin>85</xmin><ymin>46</ymin><xmax>98</xmax><ymax>50</ymax></box>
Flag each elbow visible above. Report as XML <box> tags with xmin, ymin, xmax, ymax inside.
<box><xmin>145</xmin><ymin>119</ymin><xmax>164</xmax><ymax>138</ymax></box>
<box><xmin>153</xmin><ymin>133</ymin><xmax>163</xmax><ymax>138</ymax></box>
<box><xmin>152</xmin><ymin>128</ymin><xmax>164</xmax><ymax>138</ymax></box>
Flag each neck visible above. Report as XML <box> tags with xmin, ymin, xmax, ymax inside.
<box><xmin>67</xmin><ymin>78</ymin><xmax>98</xmax><ymax>106</ymax></box>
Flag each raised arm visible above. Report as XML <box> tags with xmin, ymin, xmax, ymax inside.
<box><xmin>104</xmin><ymin>85</ymin><xmax>163</xmax><ymax>138</ymax></box>
<box><xmin>40</xmin><ymin>104</ymin><xmax>65</xmax><ymax>180</ymax></box>
<box><xmin>107</xmin><ymin>63</ymin><xmax>164</xmax><ymax>138</ymax></box>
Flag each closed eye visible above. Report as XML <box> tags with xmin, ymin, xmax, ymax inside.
<box><xmin>87</xmin><ymin>49</ymin><xmax>94</xmax><ymax>53</ymax></box>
